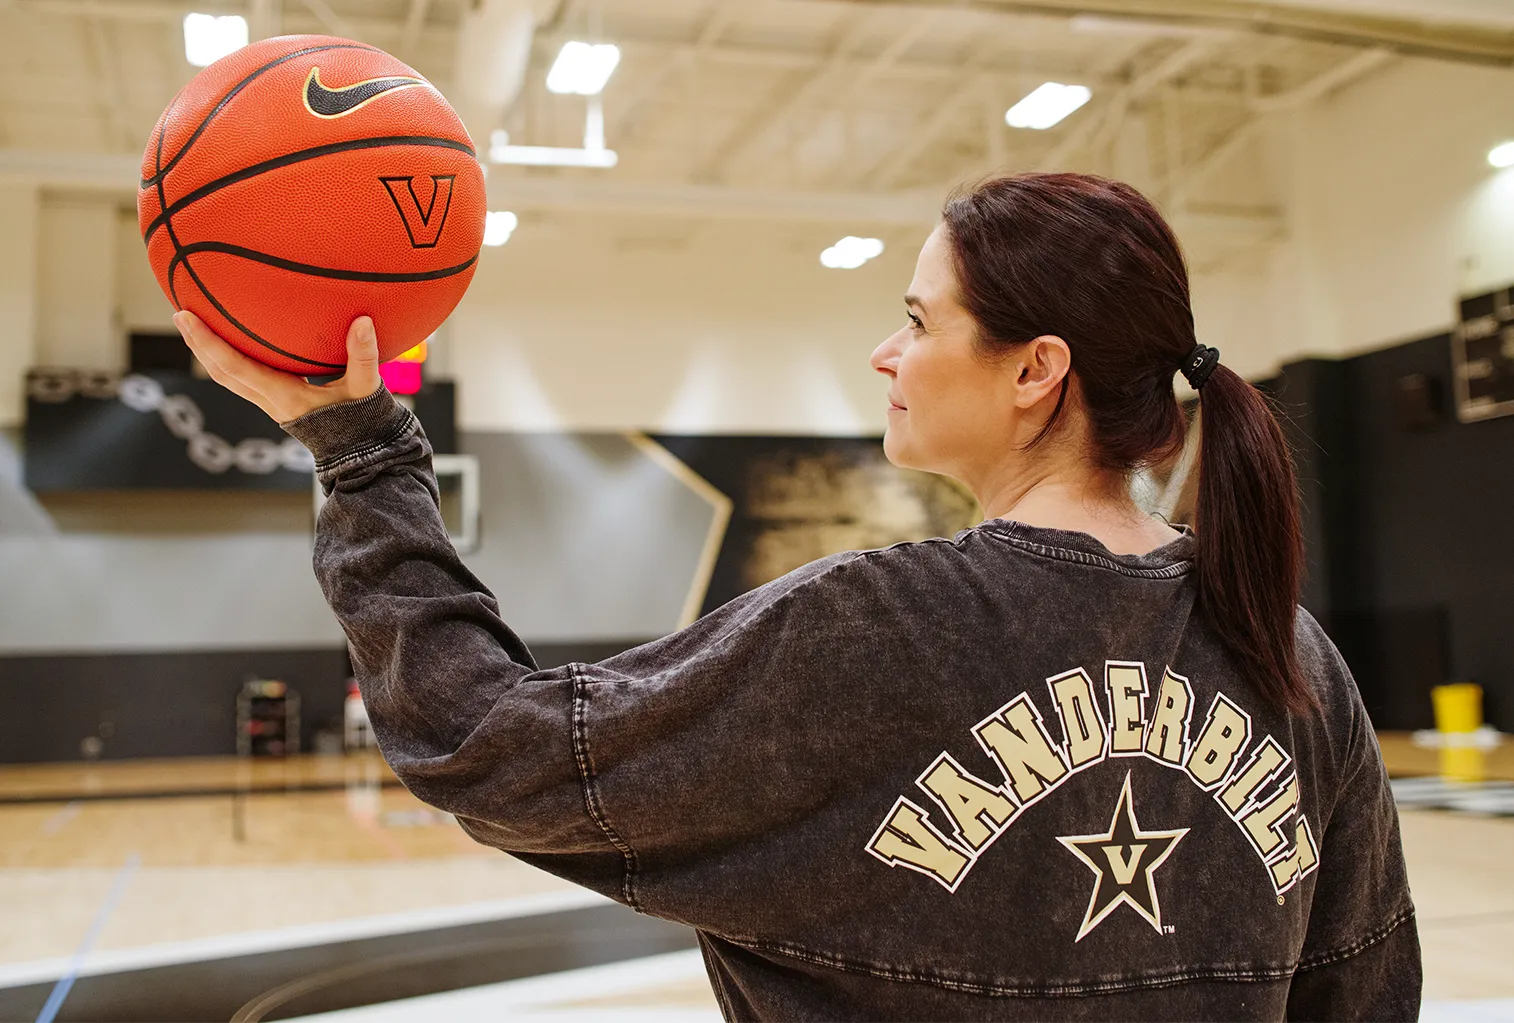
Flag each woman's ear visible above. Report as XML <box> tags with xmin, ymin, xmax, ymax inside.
<box><xmin>1013</xmin><ymin>334</ymin><xmax>1072</xmax><ymax>409</ymax></box>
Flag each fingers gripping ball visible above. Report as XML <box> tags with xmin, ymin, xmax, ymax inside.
<box><xmin>139</xmin><ymin>35</ymin><xmax>485</xmax><ymax>373</ymax></box>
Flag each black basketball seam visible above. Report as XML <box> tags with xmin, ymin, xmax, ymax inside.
<box><xmin>378</xmin><ymin>174</ymin><xmax>456</xmax><ymax>249</ymax></box>
<box><xmin>160</xmin><ymin>123</ymin><xmax>343</xmax><ymax>371</ymax></box>
<box><xmin>142</xmin><ymin>136</ymin><xmax>475</xmax><ymax>245</ymax></box>
<box><xmin>141</xmin><ymin>42</ymin><xmax>380</xmax><ymax>188</ymax></box>
<box><xmin>149</xmin><ymin>42</ymin><xmax>438</xmax><ymax>370</ymax></box>
<box><xmin>167</xmin><ymin>242</ymin><xmax>477</xmax><ymax>283</ymax></box>
<box><xmin>175</xmin><ymin>258</ymin><xmax>349</xmax><ymax>369</ymax></box>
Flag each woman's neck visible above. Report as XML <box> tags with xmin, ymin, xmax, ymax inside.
<box><xmin>974</xmin><ymin>463</ymin><xmax>1181</xmax><ymax>557</ymax></box>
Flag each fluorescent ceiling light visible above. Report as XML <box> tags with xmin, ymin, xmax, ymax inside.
<box><xmin>183</xmin><ymin>13</ymin><xmax>248</xmax><ymax>68</ymax></box>
<box><xmin>1005</xmin><ymin>82</ymin><xmax>1092</xmax><ymax>130</ymax></box>
<box><xmin>1490</xmin><ymin>141</ymin><xmax>1514</xmax><ymax>169</ymax></box>
<box><xmin>821</xmin><ymin>236</ymin><xmax>884</xmax><ymax>270</ymax></box>
<box><xmin>488</xmin><ymin>143</ymin><xmax>618</xmax><ymax>168</ymax></box>
<box><xmin>546</xmin><ymin>41</ymin><xmax>621</xmax><ymax>96</ymax></box>
<box><xmin>483</xmin><ymin>211</ymin><xmax>518</xmax><ymax>247</ymax></box>
<box><xmin>486</xmin><ymin>113</ymin><xmax>618</xmax><ymax>169</ymax></box>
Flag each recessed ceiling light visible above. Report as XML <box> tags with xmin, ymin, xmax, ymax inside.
<box><xmin>483</xmin><ymin>211</ymin><xmax>518</xmax><ymax>247</ymax></box>
<box><xmin>1005</xmin><ymin>82</ymin><xmax>1092</xmax><ymax>130</ymax></box>
<box><xmin>546</xmin><ymin>42</ymin><xmax>621</xmax><ymax>96</ymax></box>
<box><xmin>183</xmin><ymin>13</ymin><xmax>248</xmax><ymax>68</ymax></box>
<box><xmin>1489</xmin><ymin>141</ymin><xmax>1514</xmax><ymax>169</ymax></box>
<box><xmin>821</xmin><ymin>236</ymin><xmax>884</xmax><ymax>270</ymax></box>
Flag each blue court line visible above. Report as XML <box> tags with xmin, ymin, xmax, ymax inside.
<box><xmin>35</xmin><ymin>852</ymin><xmax>141</xmax><ymax>1023</ymax></box>
<box><xmin>40</xmin><ymin>801</ymin><xmax>80</xmax><ymax>836</ymax></box>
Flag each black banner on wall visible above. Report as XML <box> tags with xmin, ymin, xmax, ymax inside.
<box><xmin>24</xmin><ymin>370</ymin><xmax>455</xmax><ymax>491</ymax></box>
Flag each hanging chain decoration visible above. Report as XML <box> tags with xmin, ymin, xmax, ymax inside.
<box><xmin>26</xmin><ymin>369</ymin><xmax>315</xmax><ymax>476</ymax></box>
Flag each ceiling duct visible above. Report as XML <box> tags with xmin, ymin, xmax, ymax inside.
<box><xmin>451</xmin><ymin>0</ymin><xmax>561</xmax><ymax>147</ymax></box>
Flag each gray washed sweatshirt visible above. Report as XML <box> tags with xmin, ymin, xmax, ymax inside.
<box><xmin>284</xmin><ymin>387</ymin><xmax>1420</xmax><ymax>1022</ymax></box>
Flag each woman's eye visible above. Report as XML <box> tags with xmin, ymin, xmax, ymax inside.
<box><xmin>907</xmin><ymin>314</ymin><xmax>924</xmax><ymax>332</ymax></box>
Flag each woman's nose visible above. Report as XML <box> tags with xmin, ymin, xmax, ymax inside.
<box><xmin>870</xmin><ymin>330</ymin><xmax>903</xmax><ymax>374</ymax></box>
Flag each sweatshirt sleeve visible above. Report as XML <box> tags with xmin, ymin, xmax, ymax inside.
<box><xmin>1284</xmin><ymin>639</ymin><xmax>1422</xmax><ymax>1022</ymax></box>
<box><xmin>281</xmin><ymin>388</ymin><xmax>860</xmax><ymax>908</ymax></box>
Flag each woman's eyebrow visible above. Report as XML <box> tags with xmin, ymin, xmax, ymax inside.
<box><xmin>904</xmin><ymin>295</ymin><xmax>928</xmax><ymax>315</ymax></box>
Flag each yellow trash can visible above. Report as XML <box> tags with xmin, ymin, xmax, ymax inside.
<box><xmin>1431</xmin><ymin>682</ymin><xmax>1484</xmax><ymax>783</ymax></box>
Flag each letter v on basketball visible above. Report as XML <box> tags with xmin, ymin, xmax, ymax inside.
<box><xmin>380</xmin><ymin>176</ymin><xmax>456</xmax><ymax>249</ymax></box>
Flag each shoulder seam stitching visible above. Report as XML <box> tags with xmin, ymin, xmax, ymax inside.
<box><xmin>568</xmin><ymin>663</ymin><xmax>641</xmax><ymax>911</ymax></box>
<box><xmin>1294</xmin><ymin>906</ymin><xmax>1416</xmax><ymax>972</ymax></box>
<box><xmin>723</xmin><ymin>936</ymin><xmax>1299</xmax><ymax>997</ymax></box>
<box><xmin>718</xmin><ymin>912</ymin><xmax>1414</xmax><ymax>1000</ymax></box>
<box><xmin>573</xmin><ymin>551</ymin><xmax>871</xmax><ymax>688</ymax></box>
<box><xmin>982</xmin><ymin>530</ymin><xmax>1192</xmax><ymax>579</ymax></box>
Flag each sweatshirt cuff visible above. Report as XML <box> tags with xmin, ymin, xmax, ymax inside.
<box><xmin>280</xmin><ymin>386</ymin><xmax>418</xmax><ymax>470</ymax></box>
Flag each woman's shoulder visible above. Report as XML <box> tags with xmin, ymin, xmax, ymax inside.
<box><xmin>1289</xmin><ymin>606</ymin><xmax>1377</xmax><ymax>759</ymax></box>
<box><xmin>728</xmin><ymin>529</ymin><xmax>991</xmax><ymax>624</ymax></box>
<box><xmin>803</xmin><ymin>529</ymin><xmax>988</xmax><ymax>586</ymax></box>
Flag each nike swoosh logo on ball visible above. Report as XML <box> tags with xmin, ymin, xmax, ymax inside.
<box><xmin>303</xmin><ymin>67</ymin><xmax>428</xmax><ymax>118</ymax></box>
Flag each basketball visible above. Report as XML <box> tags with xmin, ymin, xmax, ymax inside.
<box><xmin>137</xmin><ymin>35</ymin><xmax>485</xmax><ymax>374</ymax></box>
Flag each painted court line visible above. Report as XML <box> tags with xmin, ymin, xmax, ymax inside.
<box><xmin>39</xmin><ymin>801</ymin><xmax>80</xmax><ymax>835</ymax></box>
<box><xmin>0</xmin><ymin>887</ymin><xmax>611</xmax><ymax>990</ymax></box>
<box><xmin>285</xmin><ymin>948</ymin><xmax>717</xmax><ymax>1022</ymax></box>
<box><xmin>35</xmin><ymin>853</ymin><xmax>140</xmax><ymax>1023</ymax></box>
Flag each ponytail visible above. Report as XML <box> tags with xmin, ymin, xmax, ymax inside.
<box><xmin>1193</xmin><ymin>365</ymin><xmax>1312</xmax><ymax>713</ymax></box>
<box><xmin>942</xmin><ymin>172</ymin><xmax>1312</xmax><ymax>715</ymax></box>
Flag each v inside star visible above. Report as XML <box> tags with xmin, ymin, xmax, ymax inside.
<box><xmin>1056</xmin><ymin>771</ymin><xmax>1189</xmax><ymax>942</ymax></box>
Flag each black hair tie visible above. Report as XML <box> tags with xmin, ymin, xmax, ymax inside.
<box><xmin>1181</xmin><ymin>343</ymin><xmax>1220</xmax><ymax>391</ymax></box>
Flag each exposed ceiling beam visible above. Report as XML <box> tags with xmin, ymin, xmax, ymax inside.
<box><xmin>1248</xmin><ymin>43</ymin><xmax>1394</xmax><ymax>111</ymax></box>
<box><xmin>612</xmin><ymin>0</ymin><xmax>741</xmax><ymax>145</ymax></box>
<box><xmin>297</xmin><ymin>0</ymin><xmax>351</xmax><ymax>38</ymax></box>
<box><xmin>1035</xmin><ymin>36</ymin><xmax>1220</xmax><ymax>172</ymax></box>
<box><xmin>397</xmin><ymin>0</ymin><xmax>431</xmax><ymax>62</ymax></box>
<box><xmin>45</xmin><ymin>0</ymin><xmax>1512</xmax><ymax>66</ymax></box>
<box><xmin>11</xmin><ymin>1</ymin><xmax>1135</xmax><ymax>91</ymax></box>
<box><xmin>0</xmin><ymin>145</ymin><xmax>945</xmax><ymax>221</ymax></box>
<box><xmin>688</xmin><ymin>0</ymin><xmax>742</xmax><ymax>54</ymax></box>
<box><xmin>82</xmin><ymin>14</ymin><xmax>133</xmax><ymax>152</ymax></box>
<box><xmin>491</xmin><ymin>177</ymin><xmax>943</xmax><ymax>224</ymax></box>
<box><xmin>859</xmin><ymin>74</ymin><xmax>988</xmax><ymax>189</ymax></box>
<box><xmin>690</xmin><ymin>15</ymin><xmax>876</xmax><ymax>184</ymax></box>
<box><xmin>755</xmin><ymin>12</ymin><xmax>945</xmax><ymax>182</ymax></box>
<box><xmin>12</xmin><ymin>0</ymin><xmax>188</xmax><ymax>19</ymax></box>
<box><xmin>829</xmin><ymin>0</ymin><xmax>1514</xmax><ymax>67</ymax></box>
<box><xmin>247</xmin><ymin>0</ymin><xmax>280</xmax><ymax>41</ymax></box>
<box><xmin>0</xmin><ymin>148</ymin><xmax>144</xmax><ymax>189</ymax></box>
<box><xmin>0</xmin><ymin>146</ymin><xmax>1281</xmax><ymax>250</ymax></box>
<box><xmin>1168</xmin><ymin>46</ymin><xmax>1392</xmax><ymax>201</ymax></box>
<box><xmin>794</xmin><ymin>10</ymin><xmax>946</xmax><ymax>186</ymax></box>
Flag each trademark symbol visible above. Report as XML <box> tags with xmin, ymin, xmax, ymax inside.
<box><xmin>1164</xmin><ymin>925</ymin><xmax>1175</xmax><ymax>934</ymax></box>
<box><xmin>1276</xmin><ymin>895</ymin><xmax>1285</xmax><ymax>906</ymax></box>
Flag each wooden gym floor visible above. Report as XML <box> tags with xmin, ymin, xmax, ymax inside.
<box><xmin>0</xmin><ymin>735</ymin><xmax>1510</xmax><ymax>1019</ymax></box>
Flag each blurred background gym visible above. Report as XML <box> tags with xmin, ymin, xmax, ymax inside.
<box><xmin>0</xmin><ymin>0</ymin><xmax>1511</xmax><ymax>1019</ymax></box>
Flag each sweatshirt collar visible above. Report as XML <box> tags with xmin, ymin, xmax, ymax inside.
<box><xmin>973</xmin><ymin>519</ymin><xmax>1195</xmax><ymax>578</ymax></box>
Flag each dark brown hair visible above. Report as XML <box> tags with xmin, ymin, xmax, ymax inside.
<box><xmin>941</xmin><ymin>172</ymin><xmax>1311</xmax><ymax>714</ymax></box>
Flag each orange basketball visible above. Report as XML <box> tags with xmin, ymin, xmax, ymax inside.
<box><xmin>138</xmin><ymin>35</ymin><xmax>485</xmax><ymax>374</ymax></box>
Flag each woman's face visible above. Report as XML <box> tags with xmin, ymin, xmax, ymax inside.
<box><xmin>869</xmin><ymin>225</ymin><xmax>1028</xmax><ymax>484</ymax></box>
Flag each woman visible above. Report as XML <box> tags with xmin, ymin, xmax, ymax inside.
<box><xmin>177</xmin><ymin>173</ymin><xmax>1419</xmax><ymax>1021</ymax></box>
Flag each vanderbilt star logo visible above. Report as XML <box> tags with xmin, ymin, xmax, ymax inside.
<box><xmin>303</xmin><ymin>67</ymin><xmax>428</xmax><ymax>119</ymax></box>
<box><xmin>1057</xmin><ymin>772</ymin><xmax>1189</xmax><ymax>942</ymax></box>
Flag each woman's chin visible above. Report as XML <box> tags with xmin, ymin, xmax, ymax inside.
<box><xmin>881</xmin><ymin>429</ymin><xmax>918</xmax><ymax>470</ymax></box>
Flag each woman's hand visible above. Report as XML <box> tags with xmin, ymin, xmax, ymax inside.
<box><xmin>173</xmin><ymin>310</ymin><xmax>383</xmax><ymax>424</ymax></box>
